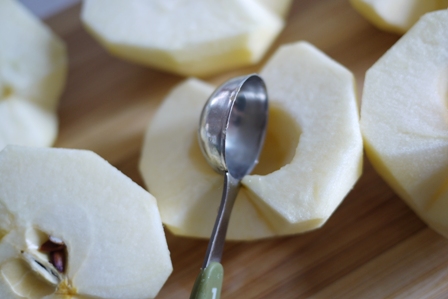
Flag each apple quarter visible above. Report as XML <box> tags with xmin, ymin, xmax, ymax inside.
<box><xmin>140</xmin><ymin>41</ymin><xmax>363</xmax><ymax>240</ymax></box>
<box><xmin>0</xmin><ymin>0</ymin><xmax>67</xmax><ymax>150</ymax></box>
<box><xmin>0</xmin><ymin>146</ymin><xmax>172</xmax><ymax>299</ymax></box>
<box><xmin>361</xmin><ymin>10</ymin><xmax>448</xmax><ymax>238</ymax></box>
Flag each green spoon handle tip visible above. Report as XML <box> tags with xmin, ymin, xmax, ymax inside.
<box><xmin>190</xmin><ymin>262</ymin><xmax>223</xmax><ymax>299</ymax></box>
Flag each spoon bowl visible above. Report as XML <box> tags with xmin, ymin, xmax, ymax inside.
<box><xmin>198</xmin><ymin>74</ymin><xmax>268</xmax><ymax>179</ymax></box>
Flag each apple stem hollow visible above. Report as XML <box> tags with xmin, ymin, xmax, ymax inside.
<box><xmin>1</xmin><ymin>84</ymin><xmax>13</xmax><ymax>99</ymax></box>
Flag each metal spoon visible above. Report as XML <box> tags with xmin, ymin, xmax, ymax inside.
<box><xmin>190</xmin><ymin>74</ymin><xmax>268</xmax><ymax>299</ymax></box>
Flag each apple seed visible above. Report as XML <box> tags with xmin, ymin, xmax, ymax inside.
<box><xmin>39</xmin><ymin>236</ymin><xmax>67</xmax><ymax>273</ymax></box>
<box><xmin>50</xmin><ymin>250</ymin><xmax>65</xmax><ymax>273</ymax></box>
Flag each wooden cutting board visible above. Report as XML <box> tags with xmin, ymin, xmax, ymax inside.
<box><xmin>45</xmin><ymin>1</ymin><xmax>448</xmax><ymax>298</ymax></box>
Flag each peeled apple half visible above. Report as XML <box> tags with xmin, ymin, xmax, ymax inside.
<box><xmin>81</xmin><ymin>0</ymin><xmax>284</xmax><ymax>77</ymax></box>
<box><xmin>350</xmin><ymin>0</ymin><xmax>448</xmax><ymax>34</ymax></box>
<box><xmin>139</xmin><ymin>41</ymin><xmax>363</xmax><ymax>240</ymax></box>
<box><xmin>0</xmin><ymin>146</ymin><xmax>172</xmax><ymax>299</ymax></box>
<box><xmin>361</xmin><ymin>9</ymin><xmax>448</xmax><ymax>238</ymax></box>
<box><xmin>0</xmin><ymin>0</ymin><xmax>67</xmax><ymax>150</ymax></box>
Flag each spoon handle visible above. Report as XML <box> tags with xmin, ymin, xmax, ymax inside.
<box><xmin>203</xmin><ymin>172</ymin><xmax>240</xmax><ymax>267</ymax></box>
<box><xmin>190</xmin><ymin>262</ymin><xmax>223</xmax><ymax>299</ymax></box>
<box><xmin>190</xmin><ymin>172</ymin><xmax>240</xmax><ymax>299</ymax></box>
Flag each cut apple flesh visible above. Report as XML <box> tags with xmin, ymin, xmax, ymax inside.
<box><xmin>139</xmin><ymin>41</ymin><xmax>363</xmax><ymax>240</ymax></box>
<box><xmin>0</xmin><ymin>146</ymin><xmax>172</xmax><ymax>299</ymax></box>
<box><xmin>140</xmin><ymin>79</ymin><xmax>276</xmax><ymax>240</ymax></box>
<box><xmin>361</xmin><ymin>10</ymin><xmax>448</xmax><ymax>238</ymax></box>
<box><xmin>257</xmin><ymin>0</ymin><xmax>293</xmax><ymax>18</ymax></box>
<box><xmin>0</xmin><ymin>0</ymin><xmax>67</xmax><ymax>150</ymax></box>
<box><xmin>0</xmin><ymin>96</ymin><xmax>58</xmax><ymax>151</ymax></box>
<box><xmin>350</xmin><ymin>0</ymin><xmax>448</xmax><ymax>34</ymax></box>
<box><xmin>81</xmin><ymin>0</ymin><xmax>284</xmax><ymax>77</ymax></box>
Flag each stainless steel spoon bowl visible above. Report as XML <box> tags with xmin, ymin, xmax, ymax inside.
<box><xmin>198</xmin><ymin>74</ymin><xmax>268</xmax><ymax>180</ymax></box>
<box><xmin>191</xmin><ymin>74</ymin><xmax>268</xmax><ymax>299</ymax></box>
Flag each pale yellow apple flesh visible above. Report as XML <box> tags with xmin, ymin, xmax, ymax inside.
<box><xmin>140</xmin><ymin>41</ymin><xmax>363</xmax><ymax>240</ymax></box>
<box><xmin>0</xmin><ymin>0</ymin><xmax>67</xmax><ymax>150</ymax></box>
<box><xmin>0</xmin><ymin>96</ymin><xmax>57</xmax><ymax>151</ymax></box>
<box><xmin>81</xmin><ymin>0</ymin><xmax>284</xmax><ymax>77</ymax></box>
<box><xmin>245</xmin><ymin>42</ymin><xmax>363</xmax><ymax>235</ymax></box>
<box><xmin>361</xmin><ymin>10</ymin><xmax>448</xmax><ymax>237</ymax></box>
<box><xmin>0</xmin><ymin>146</ymin><xmax>172</xmax><ymax>299</ymax></box>
<box><xmin>139</xmin><ymin>78</ymin><xmax>276</xmax><ymax>240</ymax></box>
<box><xmin>350</xmin><ymin>0</ymin><xmax>448</xmax><ymax>34</ymax></box>
<box><xmin>257</xmin><ymin>0</ymin><xmax>293</xmax><ymax>18</ymax></box>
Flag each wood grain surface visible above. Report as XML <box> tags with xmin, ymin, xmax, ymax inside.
<box><xmin>45</xmin><ymin>1</ymin><xmax>448</xmax><ymax>298</ymax></box>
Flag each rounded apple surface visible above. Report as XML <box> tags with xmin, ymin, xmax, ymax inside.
<box><xmin>0</xmin><ymin>146</ymin><xmax>172</xmax><ymax>299</ymax></box>
<box><xmin>350</xmin><ymin>0</ymin><xmax>448</xmax><ymax>34</ymax></box>
<box><xmin>0</xmin><ymin>0</ymin><xmax>67</xmax><ymax>150</ymax></box>
<box><xmin>139</xmin><ymin>41</ymin><xmax>363</xmax><ymax>240</ymax></box>
<box><xmin>361</xmin><ymin>10</ymin><xmax>448</xmax><ymax>238</ymax></box>
<box><xmin>81</xmin><ymin>0</ymin><xmax>284</xmax><ymax>77</ymax></box>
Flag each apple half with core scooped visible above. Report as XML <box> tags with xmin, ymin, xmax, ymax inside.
<box><xmin>81</xmin><ymin>0</ymin><xmax>284</xmax><ymax>77</ymax></box>
<box><xmin>139</xmin><ymin>41</ymin><xmax>363</xmax><ymax>240</ymax></box>
<box><xmin>361</xmin><ymin>9</ymin><xmax>448</xmax><ymax>238</ymax></box>
<box><xmin>0</xmin><ymin>146</ymin><xmax>172</xmax><ymax>299</ymax></box>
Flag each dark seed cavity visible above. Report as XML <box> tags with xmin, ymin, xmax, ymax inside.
<box><xmin>39</xmin><ymin>237</ymin><xmax>67</xmax><ymax>273</ymax></box>
<box><xmin>39</xmin><ymin>240</ymin><xmax>65</xmax><ymax>252</ymax></box>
